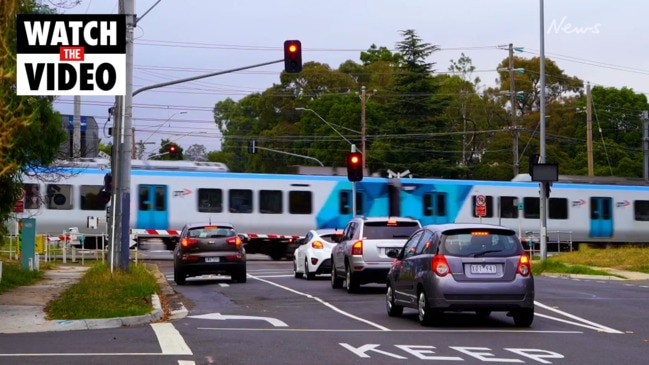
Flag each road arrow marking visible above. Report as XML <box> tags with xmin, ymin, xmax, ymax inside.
<box><xmin>188</xmin><ymin>313</ymin><xmax>288</xmax><ymax>327</ymax></box>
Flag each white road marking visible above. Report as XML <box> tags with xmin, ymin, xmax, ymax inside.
<box><xmin>151</xmin><ymin>323</ymin><xmax>193</xmax><ymax>355</ymax></box>
<box><xmin>188</xmin><ymin>313</ymin><xmax>288</xmax><ymax>327</ymax></box>
<box><xmin>218</xmin><ymin>283</ymin><xmax>230</xmax><ymax>287</ymax></box>
<box><xmin>534</xmin><ymin>301</ymin><xmax>624</xmax><ymax>334</ymax></box>
<box><xmin>248</xmin><ymin>274</ymin><xmax>391</xmax><ymax>331</ymax></box>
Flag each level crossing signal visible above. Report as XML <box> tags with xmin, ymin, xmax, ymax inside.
<box><xmin>346</xmin><ymin>151</ymin><xmax>363</xmax><ymax>182</ymax></box>
<box><xmin>169</xmin><ymin>145</ymin><xmax>179</xmax><ymax>159</ymax></box>
<box><xmin>284</xmin><ymin>40</ymin><xmax>302</xmax><ymax>73</ymax></box>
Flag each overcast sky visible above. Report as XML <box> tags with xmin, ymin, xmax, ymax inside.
<box><xmin>52</xmin><ymin>0</ymin><xmax>649</xmax><ymax>157</ymax></box>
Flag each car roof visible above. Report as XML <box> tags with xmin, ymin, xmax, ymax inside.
<box><xmin>356</xmin><ymin>216</ymin><xmax>420</xmax><ymax>223</ymax></box>
<box><xmin>313</xmin><ymin>228</ymin><xmax>342</xmax><ymax>235</ymax></box>
<box><xmin>422</xmin><ymin>223</ymin><xmax>516</xmax><ymax>234</ymax></box>
<box><xmin>184</xmin><ymin>222</ymin><xmax>235</xmax><ymax>230</ymax></box>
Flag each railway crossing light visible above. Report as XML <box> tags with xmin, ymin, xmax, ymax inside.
<box><xmin>347</xmin><ymin>151</ymin><xmax>363</xmax><ymax>182</ymax></box>
<box><xmin>284</xmin><ymin>40</ymin><xmax>302</xmax><ymax>73</ymax></box>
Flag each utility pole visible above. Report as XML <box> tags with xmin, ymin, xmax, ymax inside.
<box><xmin>508</xmin><ymin>43</ymin><xmax>519</xmax><ymax>176</ymax></box>
<box><xmin>586</xmin><ymin>82</ymin><xmax>594</xmax><ymax>176</ymax></box>
<box><xmin>360</xmin><ymin>86</ymin><xmax>367</xmax><ymax>171</ymax></box>
<box><xmin>73</xmin><ymin>95</ymin><xmax>81</xmax><ymax>159</ymax></box>
<box><xmin>643</xmin><ymin>111</ymin><xmax>649</xmax><ymax>182</ymax></box>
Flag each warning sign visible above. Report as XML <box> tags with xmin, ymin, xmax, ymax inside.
<box><xmin>16</xmin><ymin>14</ymin><xmax>126</xmax><ymax>96</ymax></box>
<box><xmin>475</xmin><ymin>195</ymin><xmax>486</xmax><ymax>217</ymax></box>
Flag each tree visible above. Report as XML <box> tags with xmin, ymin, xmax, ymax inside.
<box><xmin>184</xmin><ymin>144</ymin><xmax>208</xmax><ymax>161</ymax></box>
<box><xmin>370</xmin><ymin>29</ymin><xmax>452</xmax><ymax>177</ymax></box>
<box><xmin>1</xmin><ymin>0</ymin><xmax>68</xmax><ymax>224</ymax></box>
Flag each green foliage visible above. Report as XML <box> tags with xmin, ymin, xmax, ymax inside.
<box><xmin>0</xmin><ymin>259</ymin><xmax>44</xmax><ymax>294</ymax></box>
<box><xmin>45</xmin><ymin>262</ymin><xmax>158</xmax><ymax>320</ymax></box>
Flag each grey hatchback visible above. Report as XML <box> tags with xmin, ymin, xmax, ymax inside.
<box><xmin>386</xmin><ymin>223</ymin><xmax>534</xmax><ymax>327</ymax></box>
<box><xmin>173</xmin><ymin>222</ymin><xmax>247</xmax><ymax>285</ymax></box>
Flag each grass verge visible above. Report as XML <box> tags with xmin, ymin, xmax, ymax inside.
<box><xmin>45</xmin><ymin>262</ymin><xmax>159</xmax><ymax>320</ymax></box>
<box><xmin>0</xmin><ymin>258</ymin><xmax>44</xmax><ymax>294</ymax></box>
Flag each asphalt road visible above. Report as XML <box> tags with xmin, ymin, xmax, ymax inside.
<box><xmin>0</xmin><ymin>256</ymin><xmax>648</xmax><ymax>364</ymax></box>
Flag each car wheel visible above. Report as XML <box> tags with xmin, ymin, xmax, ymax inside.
<box><xmin>345</xmin><ymin>264</ymin><xmax>359</xmax><ymax>293</ymax></box>
<box><xmin>331</xmin><ymin>261</ymin><xmax>343</xmax><ymax>288</ymax></box>
<box><xmin>305</xmin><ymin>258</ymin><xmax>315</xmax><ymax>280</ymax></box>
<box><xmin>417</xmin><ymin>290</ymin><xmax>435</xmax><ymax>326</ymax></box>
<box><xmin>386</xmin><ymin>284</ymin><xmax>403</xmax><ymax>317</ymax></box>
<box><xmin>232</xmin><ymin>267</ymin><xmax>247</xmax><ymax>283</ymax></box>
<box><xmin>174</xmin><ymin>265</ymin><xmax>186</xmax><ymax>286</ymax></box>
<box><xmin>294</xmin><ymin>260</ymin><xmax>303</xmax><ymax>279</ymax></box>
<box><xmin>512</xmin><ymin>308</ymin><xmax>534</xmax><ymax>327</ymax></box>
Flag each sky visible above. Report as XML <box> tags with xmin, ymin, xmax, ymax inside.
<box><xmin>51</xmin><ymin>0</ymin><xmax>649</xmax><ymax>157</ymax></box>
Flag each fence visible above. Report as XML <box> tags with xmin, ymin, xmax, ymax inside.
<box><xmin>521</xmin><ymin>230</ymin><xmax>574</xmax><ymax>255</ymax></box>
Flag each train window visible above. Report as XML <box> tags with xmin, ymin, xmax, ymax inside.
<box><xmin>155</xmin><ymin>187</ymin><xmax>165</xmax><ymax>211</ymax></box>
<box><xmin>45</xmin><ymin>184</ymin><xmax>73</xmax><ymax>210</ymax></box>
<box><xmin>548</xmin><ymin>198</ymin><xmax>568</xmax><ymax>219</ymax></box>
<box><xmin>471</xmin><ymin>195</ymin><xmax>494</xmax><ymax>218</ymax></box>
<box><xmin>523</xmin><ymin>197</ymin><xmax>540</xmax><ymax>219</ymax></box>
<box><xmin>198</xmin><ymin>189</ymin><xmax>222</xmax><ymax>213</ymax></box>
<box><xmin>634</xmin><ymin>200</ymin><xmax>649</xmax><ymax>221</ymax></box>
<box><xmin>260</xmin><ymin>190</ymin><xmax>282</xmax><ymax>214</ymax></box>
<box><xmin>423</xmin><ymin>193</ymin><xmax>447</xmax><ymax>216</ymax></box>
<box><xmin>80</xmin><ymin>185</ymin><xmax>105</xmax><ymax>211</ymax></box>
<box><xmin>289</xmin><ymin>191</ymin><xmax>312</xmax><ymax>214</ymax></box>
<box><xmin>23</xmin><ymin>183</ymin><xmax>41</xmax><ymax>209</ymax></box>
<box><xmin>499</xmin><ymin>196</ymin><xmax>518</xmax><ymax>219</ymax></box>
<box><xmin>229</xmin><ymin>189</ymin><xmax>253</xmax><ymax>213</ymax></box>
<box><xmin>339</xmin><ymin>191</ymin><xmax>363</xmax><ymax>215</ymax></box>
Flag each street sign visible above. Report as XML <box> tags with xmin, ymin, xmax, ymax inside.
<box><xmin>13</xmin><ymin>189</ymin><xmax>26</xmax><ymax>213</ymax></box>
<box><xmin>475</xmin><ymin>195</ymin><xmax>486</xmax><ymax>217</ymax></box>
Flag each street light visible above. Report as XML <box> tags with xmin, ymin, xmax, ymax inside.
<box><xmin>295</xmin><ymin>108</ymin><xmax>357</xmax><ymax>151</ymax></box>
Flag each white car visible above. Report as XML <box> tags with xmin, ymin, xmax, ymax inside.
<box><xmin>293</xmin><ymin>228</ymin><xmax>342</xmax><ymax>280</ymax></box>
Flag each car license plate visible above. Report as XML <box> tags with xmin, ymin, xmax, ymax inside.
<box><xmin>470</xmin><ymin>264</ymin><xmax>497</xmax><ymax>274</ymax></box>
<box><xmin>205</xmin><ymin>257</ymin><xmax>220</xmax><ymax>263</ymax></box>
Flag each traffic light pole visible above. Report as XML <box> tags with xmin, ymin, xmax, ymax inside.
<box><xmin>112</xmin><ymin>56</ymin><xmax>287</xmax><ymax>271</ymax></box>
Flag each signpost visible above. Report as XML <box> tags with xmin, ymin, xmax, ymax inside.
<box><xmin>475</xmin><ymin>195</ymin><xmax>487</xmax><ymax>221</ymax></box>
<box><xmin>13</xmin><ymin>189</ymin><xmax>25</xmax><ymax>214</ymax></box>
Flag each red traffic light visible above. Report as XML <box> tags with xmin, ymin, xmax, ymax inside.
<box><xmin>169</xmin><ymin>145</ymin><xmax>177</xmax><ymax>152</ymax></box>
<box><xmin>346</xmin><ymin>151</ymin><xmax>363</xmax><ymax>182</ymax></box>
<box><xmin>284</xmin><ymin>40</ymin><xmax>302</xmax><ymax>73</ymax></box>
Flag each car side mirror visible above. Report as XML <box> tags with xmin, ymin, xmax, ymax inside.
<box><xmin>386</xmin><ymin>248</ymin><xmax>400</xmax><ymax>258</ymax></box>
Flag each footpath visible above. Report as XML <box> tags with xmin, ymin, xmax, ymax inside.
<box><xmin>0</xmin><ymin>263</ymin><xmax>188</xmax><ymax>334</ymax></box>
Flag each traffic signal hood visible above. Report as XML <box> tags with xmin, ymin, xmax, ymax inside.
<box><xmin>346</xmin><ymin>151</ymin><xmax>363</xmax><ymax>182</ymax></box>
<box><xmin>284</xmin><ymin>40</ymin><xmax>302</xmax><ymax>73</ymax></box>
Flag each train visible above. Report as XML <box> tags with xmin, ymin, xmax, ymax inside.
<box><xmin>12</xmin><ymin>158</ymin><xmax>649</xmax><ymax>258</ymax></box>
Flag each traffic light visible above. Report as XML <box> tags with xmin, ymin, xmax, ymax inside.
<box><xmin>284</xmin><ymin>40</ymin><xmax>302</xmax><ymax>73</ymax></box>
<box><xmin>169</xmin><ymin>145</ymin><xmax>179</xmax><ymax>159</ymax></box>
<box><xmin>346</xmin><ymin>151</ymin><xmax>363</xmax><ymax>182</ymax></box>
<box><xmin>103</xmin><ymin>173</ymin><xmax>112</xmax><ymax>193</ymax></box>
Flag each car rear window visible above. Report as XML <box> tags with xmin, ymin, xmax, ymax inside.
<box><xmin>441</xmin><ymin>229</ymin><xmax>521</xmax><ymax>257</ymax></box>
<box><xmin>188</xmin><ymin>226</ymin><xmax>235</xmax><ymax>238</ymax></box>
<box><xmin>362</xmin><ymin>221</ymin><xmax>420</xmax><ymax>239</ymax></box>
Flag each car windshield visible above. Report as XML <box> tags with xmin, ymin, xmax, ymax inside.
<box><xmin>320</xmin><ymin>233</ymin><xmax>340</xmax><ymax>243</ymax></box>
<box><xmin>188</xmin><ymin>226</ymin><xmax>235</xmax><ymax>238</ymax></box>
<box><xmin>363</xmin><ymin>221</ymin><xmax>420</xmax><ymax>239</ymax></box>
<box><xmin>441</xmin><ymin>229</ymin><xmax>521</xmax><ymax>257</ymax></box>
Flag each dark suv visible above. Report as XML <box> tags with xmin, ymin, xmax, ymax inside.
<box><xmin>331</xmin><ymin>216</ymin><xmax>421</xmax><ymax>293</ymax></box>
<box><xmin>173</xmin><ymin>222</ymin><xmax>247</xmax><ymax>285</ymax></box>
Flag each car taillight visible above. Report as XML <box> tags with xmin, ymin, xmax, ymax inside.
<box><xmin>432</xmin><ymin>254</ymin><xmax>451</xmax><ymax>277</ymax></box>
<box><xmin>226</xmin><ymin>236</ymin><xmax>242</xmax><ymax>246</ymax></box>
<box><xmin>311</xmin><ymin>258</ymin><xmax>319</xmax><ymax>265</ymax></box>
<box><xmin>517</xmin><ymin>254</ymin><xmax>531</xmax><ymax>277</ymax></box>
<box><xmin>351</xmin><ymin>240</ymin><xmax>363</xmax><ymax>255</ymax></box>
<box><xmin>312</xmin><ymin>240</ymin><xmax>324</xmax><ymax>249</ymax></box>
<box><xmin>181</xmin><ymin>238</ymin><xmax>198</xmax><ymax>247</ymax></box>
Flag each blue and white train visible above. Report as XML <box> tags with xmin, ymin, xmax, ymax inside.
<box><xmin>16</xmin><ymin>158</ymin><xmax>649</xmax><ymax>254</ymax></box>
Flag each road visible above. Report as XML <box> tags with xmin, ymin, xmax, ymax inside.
<box><xmin>0</xmin><ymin>256</ymin><xmax>648</xmax><ymax>364</ymax></box>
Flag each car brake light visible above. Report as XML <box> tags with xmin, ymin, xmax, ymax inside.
<box><xmin>181</xmin><ymin>238</ymin><xmax>198</xmax><ymax>247</ymax></box>
<box><xmin>432</xmin><ymin>254</ymin><xmax>451</xmax><ymax>277</ymax></box>
<box><xmin>226</xmin><ymin>236</ymin><xmax>242</xmax><ymax>246</ymax></box>
<box><xmin>351</xmin><ymin>240</ymin><xmax>363</xmax><ymax>255</ymax></box>
<box><xmin>517</xmin><ymin>254</ymin><xmax>531</xmax><ymax>276</ymax></box>
<box><xmin>312</xmin><ymin>240</ymin><xmax>324</xmax><ymax>249</ymax></box>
